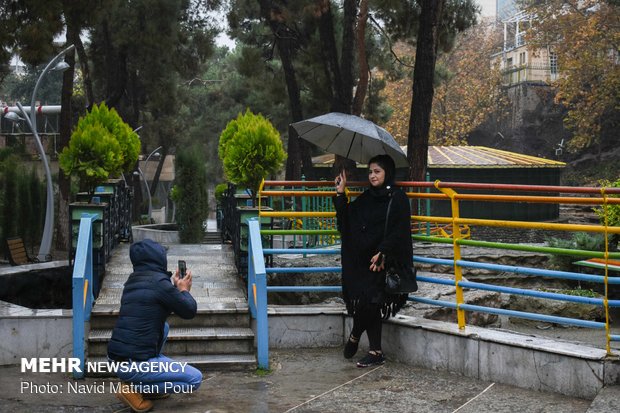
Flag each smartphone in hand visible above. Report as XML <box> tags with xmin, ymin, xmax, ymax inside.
<box><xmin>178</xmin><ymin>260</ymin><xmax>187</xmax><ymax>278</ymax></box>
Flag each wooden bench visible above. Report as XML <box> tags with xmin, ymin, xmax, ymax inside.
<box><xmin>6</xmin><ymin>237</ymin><xmax>38</xmax><ymax>266</ymax></box>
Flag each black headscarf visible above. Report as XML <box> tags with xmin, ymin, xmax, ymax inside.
<box><xmin>367</xmin><ymin>154</ymin><xmax>396</xmax><ymax>197</ymax></box>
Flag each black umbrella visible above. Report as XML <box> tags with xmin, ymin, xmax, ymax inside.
<box><xmin>291</xmin><ymin>112</ymin><xmax>408</xmax><ymax>167</ymax></box>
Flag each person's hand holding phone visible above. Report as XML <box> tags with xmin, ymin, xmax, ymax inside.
<box><xmin>175</xmin><ymin>260</ymin><xmax>192</xmax><ymax>292</ymax></box>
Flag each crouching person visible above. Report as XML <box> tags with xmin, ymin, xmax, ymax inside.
<box><xmin>107</xmin><ymin>239</ymin><xmax>202</xmax><ymax>412</ymax></box>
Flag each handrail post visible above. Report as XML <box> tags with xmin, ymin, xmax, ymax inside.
<box><xmin>600</xmin><ymin>187</ymin><xmax>612</xmax><ymax>354</ymax></box>
<box><xmin>248</xmin><ymin>219</ymin><xmax>269</xmax><ymax>369</ymax></box>
<box><xmin>426</xmin><ymin>172</ymin><xmax>431</xmax><ymax>236</ymax></box>
<box><xmin>72</xmin><ymin>213</ymin><xmax>96</xmax><ymax>379</ymax></box>
<box><xmin>248</xmin><ymin>221</ymin><xmax>257</xmax><ymax>319</ymax></box>
<box><xmin>434</xmin><ymin>181</ymin><xmax>466</xmax><ymax>329</ymax></box>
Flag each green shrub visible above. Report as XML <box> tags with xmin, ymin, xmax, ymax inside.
<box><xmin>218</xmin><ymin>110</ymin><xmax>286</xmax><ymax>205</ymax></box>
<box><xmin>59</xmin><ymin>103</ymin><xmax>140</xmax><ymax>192</ymax></box>
<box><xmin>546</xmin><ymin>233</ymin><xmax>604</xmax><ymax>270</ymax></box>
<box><xmin>174</xmin><ymin>146</ymin><xmax>209</xmax><ymax>243</ymax></box>
<box><xmin>214</xmin><ymin>183</ymin><xmax>227</xmax><ymax>204</ymax></box>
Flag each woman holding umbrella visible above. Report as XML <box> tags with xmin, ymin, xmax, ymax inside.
<box><xmin>334</xmin><ymin>154</ymin><xmax>413</xmax><ymax>367</ymax></box>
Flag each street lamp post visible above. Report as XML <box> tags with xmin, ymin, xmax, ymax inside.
<box><xmin>135</xmin><ymin>146</ymin><xmax>162</xmax><ymax>221</ymax></box>
<box><xmin>8</xmin><ymin>44</ymin><xmax>74</xmax><ymax>261</ymax></box>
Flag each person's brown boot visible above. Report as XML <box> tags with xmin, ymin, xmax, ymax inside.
<box><xmin>116</xmin><ymin>383</ymin><xmax>153</xmax><ymax>412</ymax></box>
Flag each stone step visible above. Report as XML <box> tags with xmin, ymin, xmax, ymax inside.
<box><xmin>91</xmin><ymin>305</ymin><xmax>251</xmax><ymax>329</ymax></box>
<box><xmin>88</xmin><ymin>326</ymin><xmax>255</xmax><ymax>357</ymax></box>
<box><xmin>85</xmin><ymin>354</ymin><xmax>257</xmax><ymax>377</ymax></box>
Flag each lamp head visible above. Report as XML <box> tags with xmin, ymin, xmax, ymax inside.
<box><xmin>4</xmin><ymin>112</ymin><xmax>24</xmax><ymax>122</ymax></box>
<box><xmin>51</xmin><ymin>61</ymin><xmax>70</xmax><ymax>72</ymax></box>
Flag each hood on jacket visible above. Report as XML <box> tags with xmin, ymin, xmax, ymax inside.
<box><xmin>130</xmin><ymin>238</ymin><xmax>168</xmax><ymax>274</ymax></box>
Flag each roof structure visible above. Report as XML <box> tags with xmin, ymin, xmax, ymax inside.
<box><xmin>311</xmin><ymin>146</ymin><xmax>565</xmax><ymax>169</ymax></box>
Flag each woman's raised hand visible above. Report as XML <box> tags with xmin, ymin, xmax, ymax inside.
<box><xmin>335</xmin><ymin>171</ymin><xmax>347</xmax><ymax>194</ymax></box>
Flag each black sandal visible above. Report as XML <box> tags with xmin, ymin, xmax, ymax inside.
<box><xmin>356</xmin><ymin>350</ymin><xmax>385</xmax><ymax>368</ymax></box>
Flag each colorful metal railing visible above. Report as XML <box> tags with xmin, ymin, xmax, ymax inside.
<box><xmin>247</xmin><ymin>180</ymin><xmax>620</xmax><ymax>368</ymax></box>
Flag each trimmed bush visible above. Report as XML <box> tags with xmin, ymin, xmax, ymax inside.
<box><xmin>59</xmin><ymin>103</ymin><xmax>140</xmax><ymax>192</ymax></box>
<box><xmin>173</xmin><ymin>146</ymin><xmax>209</xmax><ymax>243</ymax></box>
<box><xmin>218</xmin><ymin>110</ymin><xmax>286</xmax><ymax>205</ymax></box>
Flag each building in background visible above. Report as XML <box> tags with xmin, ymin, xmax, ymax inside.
<box><xmin>492</xmin><ymin>0</ymin><xmax>559</xmax><ymax>86</ymax></box>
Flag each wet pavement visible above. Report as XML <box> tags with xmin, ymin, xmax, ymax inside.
<box><xmin>0</xmin><ymin>348</ymin><xmax>595</xmax><ymax>413</ymax></box>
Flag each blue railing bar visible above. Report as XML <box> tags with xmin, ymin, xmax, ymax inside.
<box><xmin>409</xmin><ymin>296</ymin><xmax>458</xmax><ymax>309</ymax></box>
<box><xmin>456</xmin><ymin>259</ymin><xmax>620</xmax><ymax>285</ymax></box>
<box><xmin>247</xmin><ymin>229</ymin><xmax>257</xmax><ymax>320</ymax></box>
<box><xmin>267</xmin><ymin>286</ymin><xmax>342</xmax><ymax>293</ymax></box>
<box><xmin>460</xmin><ymin>280</ymin><xmax>620</xmax><ymax>307</ymax></box>
<box><xmin>458</xmin><ymin>303</ymin><xmax>605</xmax><ymax>329</ymax></box>
<box><xmin>248</xmin><ymin>219</ymin><xmax>269</xmax><ymax>369</ymax></box>
<box><xmin>72</xmin><ymin>213</ymin><xmax>96</xmax><ymax>379</ymax></box>
<box><xmin>413</xmin><ymin>256</ymin><xmax>620</xmax><ymax>284</ymax></box>
<box><xmin>612</xmin><ymin>335</ymin><xmax>620</xmax><ymax>342</ymax></box>
<box><xmin>418</xmin><ymin>275</ymin><xmax>620</xmax><ymax>307</ymax></box>
<box><xmin>263</xmin><ymin>248</ymin><xmax>340</xmax><ymax>255</ymax></box>
<box><xmin>266</xmin><ymin>267</ymin><xmax>342</xmax><ymax>274</ymax></box>
<box><xmin>409</xmin><ymin>296</ymin><xmax>606</xmax><ymax>329</ymax></box>
<box><xmin>416</xmin><ymin>275</ymin><xmax>455</xmax><ymax>286</ymax></box>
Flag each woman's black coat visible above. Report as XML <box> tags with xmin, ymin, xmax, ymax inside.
<box><xmin>334</xmin><ymin>187</ymin><xmax>411</xmax><ymax>317</ymax></box>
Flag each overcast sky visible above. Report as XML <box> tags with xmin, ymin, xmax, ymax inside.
<box><xmin>477</xmin><ymin>0</ymin><xmax>496</xmax><ymax>16</ymax></box>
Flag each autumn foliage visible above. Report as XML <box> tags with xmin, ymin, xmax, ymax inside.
<box><xmin>381</xmin><ymin>21</ymin><xmax>506</xmax><ymax>146</ymax></box>
<box><xmin>524</xmin><ymin>0</ymin><xmax>620</xmax><ymax>152</ymax></box>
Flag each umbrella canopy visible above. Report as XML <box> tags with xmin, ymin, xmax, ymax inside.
<box><xmin>291</xmin><ymin>112</ymin><xmax>408</xmax><ymax>167</ymax></box>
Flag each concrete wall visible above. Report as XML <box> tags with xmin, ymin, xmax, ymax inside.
<box><xmin>264</xmin><ymin>306</ymin><xmax>620</xmax><ymax>400</ymax></box>
<box><xmin>0</xmin><ymin>307</ymin><xmax>73</xmax><ymax>365</ymax></box>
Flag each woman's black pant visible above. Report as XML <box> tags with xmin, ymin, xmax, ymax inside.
<box><xmin>350</xmin><ymin>304</ymin><xmax>382</xmax><ymax>351</ymax></box>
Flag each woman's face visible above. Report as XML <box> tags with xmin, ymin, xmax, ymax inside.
<box><xmin>368</xmin><ymin>163</ymin><xmax>385</xmax><ymax>188</ymax></box>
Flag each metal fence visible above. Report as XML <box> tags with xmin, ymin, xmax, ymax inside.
<box><xmin>247</xmin><ymin>179</ymin><xmax>620</xmax><ymax>369</ymax></box>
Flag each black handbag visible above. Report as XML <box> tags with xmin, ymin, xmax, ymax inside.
<box><xmin>382</xmin><ymin>196</ymin><xmax>418</xmax><ymax>294</ymax></box>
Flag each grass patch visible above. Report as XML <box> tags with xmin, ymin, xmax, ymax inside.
<box><xmin>255</xmin><ymin>367</ymin><xmax>272</xmax><ymax>376</ymax></box>
<box><xmin>540</xmin><ymin>287</ymin><xmax>598</xmax><ymax>298</ymax></box>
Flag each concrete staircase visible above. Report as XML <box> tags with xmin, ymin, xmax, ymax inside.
<box><xmin>87</xmin><ymin>242</ymin><xmax>256</xmax><ymax>374</ymax></box>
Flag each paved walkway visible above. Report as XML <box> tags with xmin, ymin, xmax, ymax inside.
<box><xmin>0</xmin><ymin>347</ymin><xmax>606</xmax><ymax>413</ymax></box>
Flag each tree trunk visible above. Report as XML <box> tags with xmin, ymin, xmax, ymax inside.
<box><xmin>407</xmin><ymin>0</ymin><xmax>445</xmax><ymax>181</ymax></box>
<box><xmin>352</xmin><ymin>0</ymin><xmax>369</xmax><ymax>116</ymax></box>
<box><xmin>340</xmin><ymin>0</ymin><xmax>357</xmax><ymax>110</ymax></box>
<box><xmin>257</xmin><ymin>0</ymin><xmax>312</xmax><ymax>181</ymax></box>
<box><xmin>316</xmin><ymin>0</ymin><xmax>346</xmax><ymax>113</ymax></box>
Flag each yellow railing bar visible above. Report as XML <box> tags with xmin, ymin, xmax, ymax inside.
<box><xmin>258</xmin><ymin>179</ymin><xmax>266</xmax><ymax>211</ymax></box>
<box><xmin>434</xmin><ymin>180</ymin><xmax>466</xmax><ymax>329</ymax></box>
<box><xmin>411</xmin><ymin>215</ymin><xmax>620</xmax><ymax>234</ymax></box>
<box><xmin>83</xmin><ymin>279</ymin><xmax>89</xmax><ymax>308</ymax></box>
<box><xmin>601</xmin><ymin>187</ymin><xmax>611</xmax><ymax>354</ymax></box>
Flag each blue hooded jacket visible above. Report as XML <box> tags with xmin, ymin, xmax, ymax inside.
<box><xmin>107</xmin><ymin>239</ymin><xmax>197</xmax><ymax>361</ymax></box>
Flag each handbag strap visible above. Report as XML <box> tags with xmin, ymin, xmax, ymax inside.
<box><xmin>383</xmin><ymin>195</ymin><xmax>393</xmax><ymax>240</ymax></box>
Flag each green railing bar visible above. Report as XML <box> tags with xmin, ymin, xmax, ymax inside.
<box><xmin>262</xmin><ymin>229</ymin><xmax>340</xmax><ymax>236</ymax></box>
<box><xmin>412</xmin><ymin>235</ymin><xmax>620</xmax><ymax>259</ymax></box>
